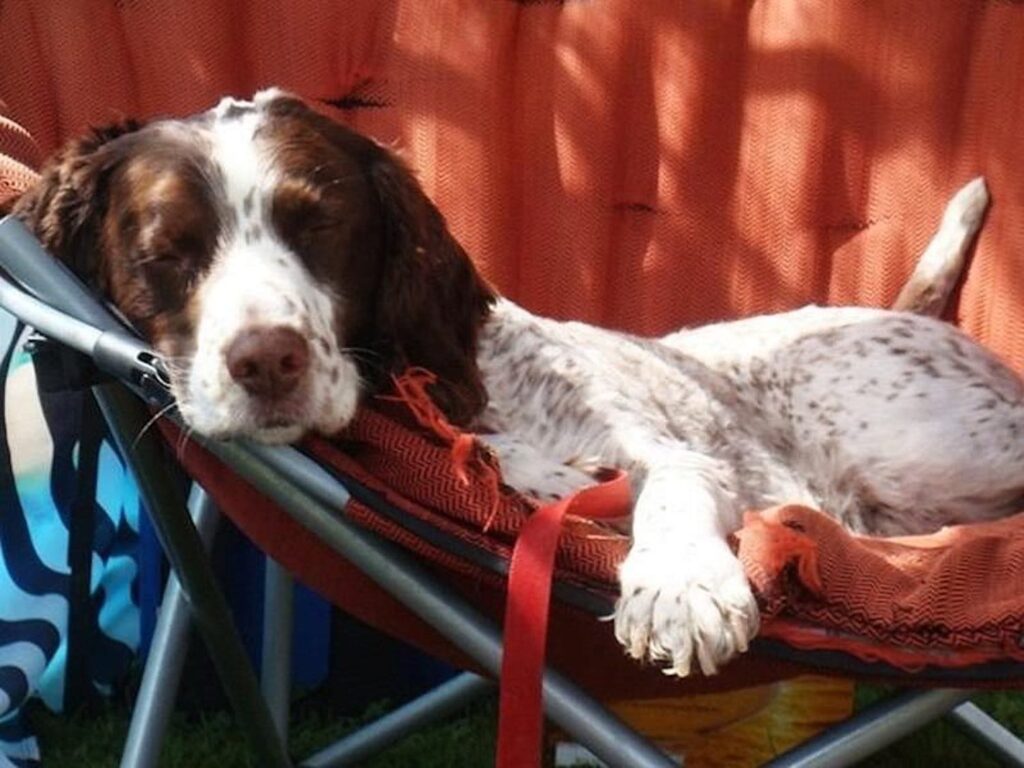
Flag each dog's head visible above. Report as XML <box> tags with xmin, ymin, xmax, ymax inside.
<box><xmin>11</xmin><ymin>89</ymin><xmax>495</xmax><ymax>442</ymax></box>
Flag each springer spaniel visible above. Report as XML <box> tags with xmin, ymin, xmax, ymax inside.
<box><xmin>7</xmin><ymin>89</ymin><xmax>1021</xmax><ymax>677</ymax></box>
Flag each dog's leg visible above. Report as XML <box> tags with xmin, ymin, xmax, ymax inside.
<box><xmin>614</xmin><ymin>451</ymin><xmax>758</xmax><ymax>676</ymax></box>
<box><xmin>480</xmin><ymin>302</ymin><xmax>759</xmax><ymax>674</ymax></box>
<box><xmin>477</xmin><ymin>433</ymin><xmax>596</xmax><ymax>502</ymax></box>
<box><xmin>893</xmin><ymin>177</ymin><xmax>989</xmax><ymax>316</ymax></box>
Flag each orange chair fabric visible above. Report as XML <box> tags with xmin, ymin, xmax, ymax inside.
<box><xmin>156</xmin><ymin>391</ymin><xmax>1024</xmax><ymax>684</ymax></box>
<box><xmin>2</xmin><ymin>1</ymin><xmax>1023</xmax><ymax>358</ymax></box>
<box><xmin>737</xmin><ymin>505</ymin><xmax>1024</xmax><ymax>671</ymax></box>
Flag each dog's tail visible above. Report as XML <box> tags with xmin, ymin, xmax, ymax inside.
<box><xmin>892</xmin><ymin>177</ymin><xmax>989</xmax><ymax>317</ymax></box>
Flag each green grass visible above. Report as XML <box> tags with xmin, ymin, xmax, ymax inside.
<box><xmin>25</xmin><ymin>686</ymin><xmax>1024</xmax><ymax>767</ymax></box>
<box><xmin>27</xmin><ymin>694</ymin><xmax>497</xmax><ymax>768</ymax></box>
<box><xmin>849</xmin><ymin>687</ymin><xmax>1024</xmax><ymax>768</ymax></box>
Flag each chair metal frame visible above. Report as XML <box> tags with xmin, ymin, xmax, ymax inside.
<box><xmin>1</xmin><ymin>213</ymin><xmax>1022</xmax><ymax>767</ymax></box>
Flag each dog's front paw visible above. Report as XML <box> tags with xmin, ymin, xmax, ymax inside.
<box><xmin>614</xmin><ymin>539</ymin><xmax>759</xmax><ymax>676</ymax></box>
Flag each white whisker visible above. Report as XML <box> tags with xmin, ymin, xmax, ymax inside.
<box><xmin>132</xmin><ymin>400</ymin><xmax>179</xmax><ymax>450</ymax></box>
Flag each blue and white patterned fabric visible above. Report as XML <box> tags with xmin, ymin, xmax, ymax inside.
<box><xmin>0</xmin><ymin>310</ymin><xmax>141</xmax><ymax>767</ymax></box>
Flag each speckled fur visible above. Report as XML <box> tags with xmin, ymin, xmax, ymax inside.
<box><xmin>477</xmin><ymin>178</ymin><xmax>1019</xmax><ymax>676</ymax></box>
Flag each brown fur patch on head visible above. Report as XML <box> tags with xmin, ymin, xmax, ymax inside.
<box><xmin>10</xmin><ymin>119</ymin><xmax>223</xmax><ymax>360</ymax></box>
<box><xmin>100</xmin><ymin>137</ymin><xmax>221</xmax><ymax>346</ymax></box>
<box><xmin>9</xmin><ymin>120</ymin><xmax>143</xmax><ymax>289</ymax></box>
<box><xmin>261</xmin><ymin>94</ymin><xmax>497</xmax><ymax>425</ymax></box>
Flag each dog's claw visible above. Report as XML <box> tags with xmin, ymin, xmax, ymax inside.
<box><xmin>614</xmin><ymin>539</ymin><xmax>759</xmax><ymax>677</ymax></box>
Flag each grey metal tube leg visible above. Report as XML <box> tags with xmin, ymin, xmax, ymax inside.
<box><xmin>200</xmin><ymin>439</ymin><xmax>677</xmax><ymax>768</ymax></box>
<box><xmin>763</xmin><ymin>688</ymin><xmax>971</xmax><ymax>768</ymax></box>
<box><xmin>120</xmin><ymin>486</ymin><xmax>221</xmax><ymax>768</ymax></box>
<box><xmin>301</xmin><ymin>672</ymin><xmax>496</xmax><ymax>768</ymax></box>
<box><xmin>949</xmin><ymin>702</ymin><xmax>1024</xmax><ymax>767</ymax></box>
<box><xmin>262</xmin><ymin>558</ymin><xmax>295</xmax><ymax>743</ymax></box>
<box><xmin>0</xmin><ymin>225</ymin><xmax>287</xmax><ymax>766</ymax></box>
<box><xmin>96</xmin><ymin>386</ymin><xmax>292</xmax><ymax>768</ymax></box>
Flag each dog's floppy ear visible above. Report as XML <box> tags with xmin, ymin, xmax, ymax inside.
<box><xmin>365</xmin><ymin>148</ymin><xmax>496</xmax><ymax>426</ymax></box>
<box><xmin>10</xmin><ymin>119</ymin><xmax>142</xmax><ymax>289</ymax></box>
<box><xmin>259</xmin><ymin>90</ymin><xmax>496</xmax><ymax>424</ymax></box>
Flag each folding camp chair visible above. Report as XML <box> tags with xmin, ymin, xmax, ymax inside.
<box><xmin>4</xmin><ymin>214</ymin><xmax>1024</xmax><ymax>768</ymax></box>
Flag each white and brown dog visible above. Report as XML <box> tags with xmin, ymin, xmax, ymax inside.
<box><xmin>6</xmin><ymin>89</ymin><xmax>1020</xmax><ymax>677</ymax></box>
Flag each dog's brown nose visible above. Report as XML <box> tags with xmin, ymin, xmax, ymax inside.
<box><xmin>225</xmin><ymin>326</ymin><xmax>310</xmax><ymax>398</ymax></box>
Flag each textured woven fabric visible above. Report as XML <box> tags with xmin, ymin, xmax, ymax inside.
<box><xmin>0</xmin><ymin>114</ymin><xmax>39</xmax><ymax>210</ymax></box>
<box><xmin>161</xmin><ymin>395</ymin><xmax>1024</xmax><ymax>683</ymax></box>
<box><xmin>318</xmin><ymin>395</ymin><xmax>1024</xmax><ymax>672</ymax></box>
<box><xmin>3</xmin><ymin>0</ymin><xmax>1024</xmax><ymax>681</ymax></box>
<box><xmin>161</xmin><ymin>413</ymin><xmax>804</xmax><ymax>701</ymax></box>
<box><xmin>737</xmin><ymin>506</ymin><xmax>1024</xmax><ymax>671</ymax></box>
<box><xmin>2</xmin><ymin>1</ymin><xmax>1023</xmax><ymax>357</ymax></box>
<box><xmin>312</xmin><ymin>404</ymin><xmax>631</xmax><ymax>591</ymax></box>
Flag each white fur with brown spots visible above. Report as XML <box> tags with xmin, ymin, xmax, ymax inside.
<box><xmin>478</xmin><ymin>178</ymin><xmax>1019</xmax><ymax>676</ymax></box>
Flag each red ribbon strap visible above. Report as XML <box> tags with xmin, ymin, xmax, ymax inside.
<box><xmin>496</xmin><ymin>471</ymin><xmax>632</xmax><ymax>768</ymax></box>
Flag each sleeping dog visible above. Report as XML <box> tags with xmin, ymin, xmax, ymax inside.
<box><xmin>7</xmin><ymin>89</ymin><xmax>1020</xmax><ymax>677</ymax></box>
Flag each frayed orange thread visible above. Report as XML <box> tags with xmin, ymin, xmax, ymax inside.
<box><xmin>379</xmin><ymin>367</ymin><xmax>503</xmax><ymax>530</ymax></box>
<box><xmin>789</xmin><ymin>532</ymin><xmax>823</xmax><ymax>595</ymax></box>
<box><xmin>738</xmin><ymin>513</ymin><xmax>824</xmax><ymax>596</ymax></box>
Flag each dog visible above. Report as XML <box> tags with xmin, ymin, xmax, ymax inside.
<box><xmin>6</xmin><ymin>89</ymin><xmax>1020</xmax><ymax>677</ymax></box>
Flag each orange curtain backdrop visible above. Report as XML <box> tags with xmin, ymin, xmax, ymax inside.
<box><xmin>2</xmin><ymin>1</ymin><xmax>1022</xmax><ymax>364</ymax></box>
